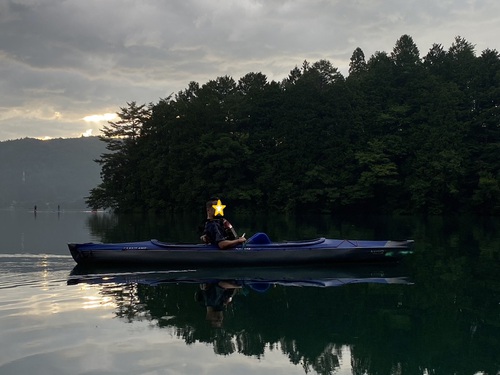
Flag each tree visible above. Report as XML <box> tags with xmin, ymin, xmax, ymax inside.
<box><xmin>345</xmin><ymin>139</ymin><xmax>401</xmax><ymax>211</ymax></box>
<box><xmin>102</xmin><ymin>101</ymin><xmax>151</xmax><ymax>142</ymax></box>
<box><xmin>282</xmin><ymin>66</ymin><xmax>302</xmax><ymax>87</ymax></box>
<box><xmin>472</xmin><ymin>172</ymin><xmax>500</xmax><ymax>214</ymax></box>
<box><xmin>310</xmin><ymin>59</ymin><xmax>344</xmax><ymax>86</ymax></box>
<box><xmin>391</xmin><ymin>34</ymin><xmax>421</xmax><ymax>68</ymax></box>
<box><xmin>390</xmin><ymin>35</ymin><xmax>423</xmax><ymax>101</ymax></box>
<box><xmin>446</xmin><ymin>36</ymin><xmax>477</xmax><ymax>92</ymax></box>
<box><xmin>86</xmin><ymin>102</ymin><xmax>151</xmax><ymax>210</ymax></box>
<box><xmin>349</xmin><ymin>47</ymin><xmax>367</xmax><ymax>76</ymax></box>
<box><xmin>238</xmin><ymin>72</ymin><xmax>268</xmax><ymax>96</ymax></box>
<box><xmin>423</xmin><ymin>43</ymin><xmax>447</xmax><ymax>73</ymax></box>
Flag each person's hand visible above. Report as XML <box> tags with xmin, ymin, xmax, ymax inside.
<box><xmin>200</xmin><ymin>234</ymin><xmax>209</xmax><ymax>244</ymax></box>
<box><xmin>239</xmin><ymin>236</ymin><xmax>246</xmax><ymax>243</ymax></box>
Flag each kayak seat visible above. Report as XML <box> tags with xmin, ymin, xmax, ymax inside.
<box><xmin>246</xmin><ymin>232</ymin><xmax>272</xmax><ymax>245</ymax></box>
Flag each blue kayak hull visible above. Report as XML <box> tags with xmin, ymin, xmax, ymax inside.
<box><xmin>68</xmin><ymin>236</ymin><xmax>414</xmax><ymax>266</ymax></box>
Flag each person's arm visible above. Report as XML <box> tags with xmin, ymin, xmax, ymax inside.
<box><xmin>217</xmin><ymin>281</ymin><xmax>241</xmax><ymax>289</ymax></box>
<box><xmin>217</xmin><ymin>236</ymin><xmax>246</xmax><ymax>250</ymax></box>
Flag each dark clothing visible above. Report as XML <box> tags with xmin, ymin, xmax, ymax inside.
<box><xmin>204</xmin><ymin>219</ymin><xmax>228</xmax><ymax>245</ymax></box>
<box><xmin>200</xmin><ymin>283</ymin><xmax>235</xmax><ymax>311</ymax></box>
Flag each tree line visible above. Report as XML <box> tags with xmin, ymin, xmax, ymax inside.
<box><xmin>86</xmin><ymin>35</ymin><xmax>500</xmax><ymax>215</ymax></box>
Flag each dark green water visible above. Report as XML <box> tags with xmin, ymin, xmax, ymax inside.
<box><xmin>0</xmin><ymin>210</ymin><xmax>498</xmax><ymax>374</ymax></box>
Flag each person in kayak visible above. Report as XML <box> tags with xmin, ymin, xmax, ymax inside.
<box><xmin>195</xmin><ymin>281</ymin><xmax>241</xmax><ymax>327</ymax></box>
<box><xmin>200</xmin><ymin>198</ymin><xmax>246</xmax><ymax>249</ymax></box>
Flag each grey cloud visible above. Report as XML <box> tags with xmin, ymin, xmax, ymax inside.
<box><xmin>1</xmin><ymin>0</ymin><xmax>499</xmax><ymax>140</ymax></box>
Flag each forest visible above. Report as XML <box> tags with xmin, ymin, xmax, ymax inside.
<box><xmin>86</xmin><ymin>35</ymin><xmax>500</xmax><ymax>215</ymax></box>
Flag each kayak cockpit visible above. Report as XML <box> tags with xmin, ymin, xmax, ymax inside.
<box><xmin>149</xmin><ymin>233</ymin><xmax>326</xmax><ymax>249</ymax></box>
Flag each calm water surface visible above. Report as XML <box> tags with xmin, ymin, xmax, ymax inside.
<box><xmin>0</xmin><ymin>210</ymin><xmax>498</xmax><ymax>375</ymax></box>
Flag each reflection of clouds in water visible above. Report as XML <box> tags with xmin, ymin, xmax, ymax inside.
<box><xmin>0</xmin><ymin>278</ymin><xmax>312</xmax><ymax>374</ymax></box>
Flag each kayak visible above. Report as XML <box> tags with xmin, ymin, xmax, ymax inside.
<box><xmin>67</xmin><ymin>266</ymin><xmax>413</xmax><ymax>289</ymax></box>
<box><xmin>68</xmin><ymin>232</ymin><xmax>414</xmax><ymax>266</ymax></box>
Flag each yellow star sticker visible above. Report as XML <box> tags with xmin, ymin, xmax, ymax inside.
<box><xmin>212</xmin><ymin>199</ymin><xmax>226</xmax><ymax>216</ymax></box>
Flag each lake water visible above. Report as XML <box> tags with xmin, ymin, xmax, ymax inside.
<box><xmin>0</xmin><ymin>209</ymin><xmax>498</xmax><ymax>375</ymax></box>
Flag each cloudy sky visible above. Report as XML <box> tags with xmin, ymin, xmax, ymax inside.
<box><xmin>1</xmin><ymin>0</ymin><xmax>499</xmax><ymax>141</ymax></box>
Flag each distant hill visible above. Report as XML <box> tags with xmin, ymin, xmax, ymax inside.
<box><xmin>0</xmin><ymin>137</ymin><xmax>106</xmax><ymax>209</ymax></box>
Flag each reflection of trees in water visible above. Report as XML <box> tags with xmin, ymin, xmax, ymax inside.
<box><xmin>85</xmin><ymin>213</ymin><xmax>500</xmax><ymax>261</ymax></box>
<box><xmin>96</xmin><ymin>274</ymin><xmax>500</xmax><ymax>375</ymax></box>
<box><xmin>282</xmin><ymin>341</ymin><xmax>340</xmax><ymax>375</ymax></box>
<box><xmin>85</xmin><ymin>212</ymin><xmax>201</xmax><ymax>243</ymax></box>
<box><xmin>98</xmin><ymin>282</ymin><xmax>347</xmax><ymax>374</ymax></box>
<box><xmin>85</xmin><ymin>211</ymin><xmax>420</xmax><ymax>245</ymax></box>
<box><xmin>102</xmin><ymin>284</ymin><xmax>147</xmax><ymax>323</ymax></box>
<box><xmin>85</xmin><ymin>214</ymin><xmax>500</xmax><ymax>374</ymax></box>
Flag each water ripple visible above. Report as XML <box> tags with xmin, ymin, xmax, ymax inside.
<box><xmin>0</xmin><ymin>254</ymin><xmax>74</xmax><ymax>290</ymax></box>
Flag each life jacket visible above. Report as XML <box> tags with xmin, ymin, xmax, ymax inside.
<box><xmin>202</xmin><ymin>217</ymin><xmax>238</xmax><ymax>242</ymax></box>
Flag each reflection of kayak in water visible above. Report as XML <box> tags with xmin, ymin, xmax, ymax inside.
<box><xmin>67</xmin><ymin>265</ymin><xmax>414</xmax><ymax>289</ymax></box>
<box><xmin>68</xmin><ymin>232</ymin><xmax>414</xmax><ymax>266</ymax></box>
